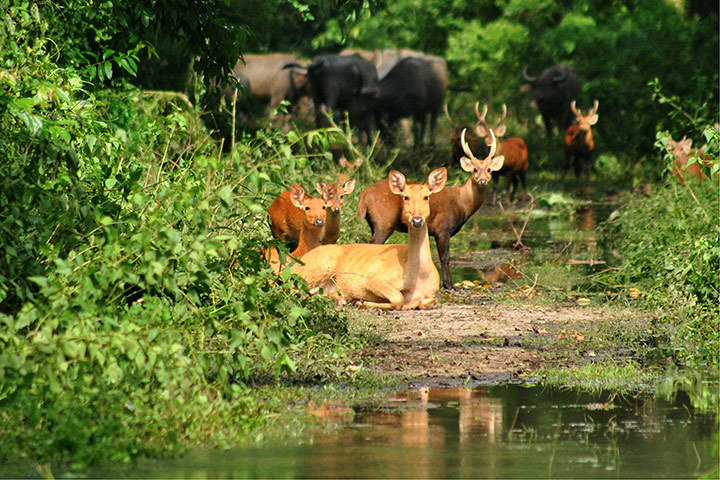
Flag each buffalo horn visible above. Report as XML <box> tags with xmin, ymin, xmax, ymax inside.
<box><xmin>522</xmin><ymin>65</ymin><xmax>536</xmax><ymax>83</ymax></box>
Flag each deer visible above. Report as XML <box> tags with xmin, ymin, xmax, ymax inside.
<box><xmin>292</xmin><ymin>168</ymin><xmax>447</xmax><ymax>310</ymax></box>
<box><xmin>666</xmin><ymin>135</ymin><xmax>710</xmax><ymax>182</ymax></box>
<box><xmin>564</xmin><ymin>100</ymin><xmax>599</xmax><ymax>177</ymax></box>
<box><xmin>444</xmin><ymin>103</ymin><xmax>488</xmax><ymax>162</ymax></box>
<box><xmin>475</xmin><ymin>103</ymin><xmax>529</xmax><ymax>204</ymax></box>
<box><xmin>356</xmin><ymin>129</ymin><xmax>505</xmax><ymax>289</ymax></box>
<box><xmin>264</xmin><ymin>184</ymin><xmax>327</xmax><ymax>274</ymax></box>
<box><xmin>268</xmin><ymin>177</ymin><xmax>356</xmax><ymax>250</ymax></box>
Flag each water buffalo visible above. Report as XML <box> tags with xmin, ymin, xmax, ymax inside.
<box><xmin>521</xmin><ymin>64</ymin><xmax>581</xmax><ymax>137</ymax></box>
<box><xmin>340</xmin><ymin>48</ymin><xmax>448</xmax><ymax>85</ymax></box>
<box><xmin>303</xmin><ymin>54</ymin><xmax>379</xmax><ymax>142</ymax></box>
<box><xmin>232</xmin><ymin>53</ymin><xmax>309</xmax><ymax>110</ymax></box>
<box><xmin>371</xmin><ymin>57</ymin><xmax>446</xmax><ymax>146</ymax></box>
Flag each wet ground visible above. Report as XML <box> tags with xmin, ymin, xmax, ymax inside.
<box><xmin>70</xmin><ymin>384</ymin><xmax>717</xmax><ymax>478</ymax></box>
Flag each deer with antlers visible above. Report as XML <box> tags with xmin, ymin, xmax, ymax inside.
<box><xmin>475</xmin><ymin>103</ymin><xmax>529</xmax><ymax>204</ymax></box>
<box><xmin>444</xmin><ymin>103</ymin><xmax>489</xmax><ymax>163</ymax></box>
<box><xmin>564</xmin><ymin>100</ymin><xmax>599</xmax><ymax>177</ymax></box>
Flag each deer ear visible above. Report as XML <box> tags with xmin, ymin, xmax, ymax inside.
<box><xmin>682</xmin><ymin>138</ymin><xmax>693</xmax><ymax>153</ymax></box>
<box><xmin>475</xmin><ymin>125</ymin><xmax>487</xmax><ymax>138</ymax></box>
<box><xmin>495</xmin><ymin>125</ymin><xmax>507</xmax><ymax>137</ymax></box>
<box><xmin>460</xmin><ymin>156</ymin><xmax>474</xmax><ymax>172</ymax></box>
<box><xmin>490</xmin><ymin>155</ymin><xmax>505</xmax><ymax>171</ymax></box>
<box><xmin>587</xmin><ymin>114</ymin><xmax>598</xmax><ymax>125</ymax></box>
<box><xmin>388</xmin><ymin>170</ymin><xmax>406</xmax><ymax>195</ymax></box>
<box><xmin>427</xmin><ymin>167</ymin><xmax>447</xmax><ymax>194</ymax></box>
<box><xmin>342</xmin><ymin>179</ymin><xmax>356</xmax><ymax>195</ymax></box>
<box><xmin>315</xmin><ymin>181</ymin><xmax>326</xmax><ymax>196</ymax></box>
<box><xmin>322</xmin><ymin>184</ymin><xmax>337</xmax><ymax>203</ymax></box>
<box><xmin>290</xmin><ymin>184</ymin><xmax>305</xmax><ymax>208</ymax></box>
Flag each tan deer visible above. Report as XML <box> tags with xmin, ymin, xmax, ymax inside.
<box><xmin>293</xmin><ymin>168</ymin><xmax>448</xmax><ymax>310</ymax></box>
<box><xmin>666</xmin><ymin>135</ymin><xmax>710</xmax><ymax>182</ymax></box>
<box><xmin>356</xmin><ymin>129</ymin><xmax>504</xmax><ymax>289</ymax></box>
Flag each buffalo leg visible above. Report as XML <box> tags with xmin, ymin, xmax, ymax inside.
<box><xmin>435</xmin><ymin>233</ymin><xmax>453</xmax><ymax>289</ymax></box>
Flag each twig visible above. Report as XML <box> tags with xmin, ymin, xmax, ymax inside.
<box><xmin>231</xmin><ymin>88</ymin><xmax>238</xmax><ymax>152</ymax></box>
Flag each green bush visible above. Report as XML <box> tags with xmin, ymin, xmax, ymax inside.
<box><xmin>0</xmin><ymin>5</ymin><xmax>358</xmax><ymax>465</ymax></box>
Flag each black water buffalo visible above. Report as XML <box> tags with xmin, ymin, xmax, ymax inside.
<box><xmin>370</xmin><ymin>57</ymin><xmax>446</xmax><ymax>147</ymax></box>
<box><xmin>302</xmin><ymin>54</ymin><xmax>379</xmax><ymax>142</ymax></box>
<box><xmin>521</xmin><ymin>64</ymin><xmax>582</xmax><ymax>137</ymax></box>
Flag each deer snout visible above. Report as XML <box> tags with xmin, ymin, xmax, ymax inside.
<box><xmin>480</xmin><ymin>179</ymin><xmax>488</xmax><ymax>186</ymax></box>
<box><xmin>333</xmin><ymin>207</ymin><xmax>340</xmax><ymax>214</ymax></box>
<box><xmin>411</xmin><ymin>216</ymin><xmax>424</xmax><ymax>228</ymax></box>
<box><xmin>313</xmin><ymin>218</ymin><xmax>325</xmax><ymax>227</ymax></box>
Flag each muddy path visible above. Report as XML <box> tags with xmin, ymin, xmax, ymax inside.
<box><xmin>351</xmin><ymin>289</ymin><xmax>629</xmax><ymax>386</ymax></box>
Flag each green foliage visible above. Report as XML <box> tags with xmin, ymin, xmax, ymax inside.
<box><xmin>0</xmin><ymin>5</ymin><xmax>360</xmax><ymax>465</ymax></box>
<box><xmin>600</xmin><ymin>160</ymin><xmax>718</xmax><ymax>364</ymax></box>
<box><xmin>340</xmin><ymin>0</ymin><xmax>719</xmax><ymax>159</ymax></box>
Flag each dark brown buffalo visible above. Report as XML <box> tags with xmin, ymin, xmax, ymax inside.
<box><xmin>521</xmin><ymin>64</ymin><xmax>581</xmax><ymax>137</ymax></box>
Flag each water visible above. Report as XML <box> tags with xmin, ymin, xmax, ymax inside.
<box><xmin>65</xmin><ymin>384</ymin><xmax>716</xmax><ymax>478</ymax></box>
<box><xmin>449</xmin><ymin>199</ymin><xmax>617</xmax><ymax>284</ymax></box>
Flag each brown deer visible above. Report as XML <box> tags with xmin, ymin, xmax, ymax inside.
<box><xmin>293</xmin><ymin>168</ymin><xmax>447</xmax><ymax>310</ymax></box>
<box><xmin>356</xmin><ymin>129</ymin><xmax>504</xmax><ymax>289</ymax></box>
<box><xmin>268</xmin><ymin>177</ymin><xmax>355</xmax><ymax>250</ymax></box>
<box><xmin>475</xmin><ymin>103</ymin><xmax>529</xmax><ymax>203</ymax></box>
<box><xmin>666</xmin><ymin>135</ymin><xmax>710</xmax><ymax>182</ymax></box>
<box><xmin>264</xmin><ymin>184</ymin><xmax>326</xmax><ymax>274</ymax></box>
<box><xmin>564</xmin><ymin>100</ymin><xmax>599</xmax><ymax>177</ymax></box>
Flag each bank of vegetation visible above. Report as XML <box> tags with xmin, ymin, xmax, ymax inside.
<box><xmin>0</xmin><ymin>0</ymin><xmax>717</xmax><ymax>468</ymax></box>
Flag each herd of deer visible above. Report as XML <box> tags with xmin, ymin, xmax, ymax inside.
<box><xmin>262</xmin><ymin>104</ymin><xmax>521</xmax><ymax>310</ymax></box>
<box><xmin>261</xmin><ymin>92</ymin><xmax>711</xmax><ymax>311</ymax></box>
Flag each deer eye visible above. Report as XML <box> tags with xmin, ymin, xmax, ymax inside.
<box><xmin>487</xmin><ymin>168</ymin><xmax>491</xmax><ymax>172</ymax></box>
<box><xmin>403</xmin><ymin>196</ymin><xmax>410</xmax><ymax>201</ymax></box>
<box><xmin>305</xmin><ymin>206</ymin><xmax>310</xmax><ymax>210</ymax></box>
<box><xmin>423</xmin><ymin>196</ymin><xmax>429</xmax><ymax>201</ymax></box>
<box><xmin>340</xmin><ymin>195</ymin><xmax>344</xmax><ymax>199</ymax></box>
<box><xmin>473</xmin><ymin>168</ymin><xmax>478</xmax><ymax>173</ymax></box>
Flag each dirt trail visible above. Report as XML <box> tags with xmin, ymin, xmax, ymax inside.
<box><xmin>353</xmin><ymin>290</ymin><xmax>621</xmax><ymax>385</ymax></box>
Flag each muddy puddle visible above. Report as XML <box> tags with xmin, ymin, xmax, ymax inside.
<box><xmin>69</xmin><ymin>383</ymin><xmax>716</xmax><ymax>478</ymax></box>
<box><xmin>450</xmin><ymin>200</ymin><xmax>616</xmax><ymax>284</ymax></box>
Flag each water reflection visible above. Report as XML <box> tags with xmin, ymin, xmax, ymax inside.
<box><xmin>29</xmin><ymin>384</ymin><xmax>716</xmax><ymax>479</ymax></box>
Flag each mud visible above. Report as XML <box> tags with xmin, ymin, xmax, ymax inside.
<box><xmin>352</xmin><ymin>290</ymin><xmax>623</xmax><ymax>384</ymax></box>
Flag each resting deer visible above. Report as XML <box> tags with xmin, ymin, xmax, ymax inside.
<box><xmin>264</xmin><ymin>184</ymin><xmax>326</xmax><ymax>274</ymax></box>
<box><xmin>564</xmin><ymin>100</ymin><xmax>599</xmax><ymax>177</ymax></box>
<box><xmin>268</xmin><ymin>177</ymin><xmax>355</xmax><ymax>249</ymax></box>
<box><xmin>293</xmin><ymin>168</ymin><xmax>447</xmax><ymax>310</ymax></box>
<box><xmin>357</xmin><ymin>129</ymin><xmax>504</xmax><ymax>289</ymax></box>
<box><xmin>666</xmin><ymin>135</ymin><xmax>710</xmax><ymax>182</ymax></box>
<box><xmin>475</xmin><ymin>103</ymin><xmax>529</xmax><ymax>203</ymax></box>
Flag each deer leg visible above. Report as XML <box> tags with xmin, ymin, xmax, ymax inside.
<box><xmin>435</xmin><ymin>233</ymin><xmax>453</xmax><ymax>289</ymax></box>
<box><xmin>369</xmin><ymin>226</ymin><xmax>394</xmax><ymax>244</ymax></box>
<box><xmin>510</xmin><ymin>174</ymin><xmax>519</xmax><ymax>202</ymax></box>
<box><xmin>362</xmin><ymin>280</ymin><xmax>404</xmax><ymax>310</ymax></box>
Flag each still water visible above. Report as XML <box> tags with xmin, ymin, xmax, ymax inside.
<box><xmin>78</xmin><ymin>384</ymin><xmax>716</xmax><ymax>479</ymax></box>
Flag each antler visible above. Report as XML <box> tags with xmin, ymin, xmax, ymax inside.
<box><xmin>496</xmin><ymin>103</ymin><xmax>507</xmax><ymax>127</ymax></box>
<box><xmin>570</xmin><ymin>100</ymin><xmax>581</xmax><ymax>117</ymax></box>
<box><xmin>460</xmin><ymin>128</ymin><xmax>475</xmax><ymax>158</ymax></box>
<box><xmin>486</xmin><ymin>128</ymin><xmax>497</xmax><ymax>158</ymax></box>
<box><xmin>474</xmin><ymin>102</ymin><xmax>488</xmax><ymax>124</ymax></box>
<box><xmin>443</xmin><ymin>103</ymin><xmax>456</xmax><ymax>127</ymax></box>
<box><xmin>590</xmin><ymin>99</ymin><xmax>599</xmax><ymax>116</ymax></box>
